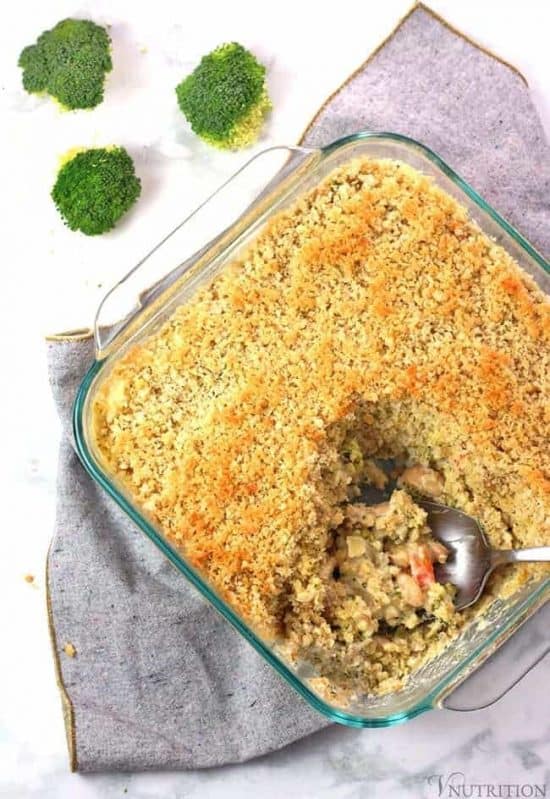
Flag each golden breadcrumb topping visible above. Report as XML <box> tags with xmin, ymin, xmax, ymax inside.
<box><xmin>92</xmin><ymin>157</ymin><xmax>549</xmax><ymax>697</ymax></box>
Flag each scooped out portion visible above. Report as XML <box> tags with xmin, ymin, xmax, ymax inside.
<box><xmin>332</xmin><ymin>490</ymin><xmax>452</xmax><ymax>628</ymax></box>
<box><xmin>280</xmin><ymin>429</ymin><xmax>458</xmax><ymax>697</ymax></box>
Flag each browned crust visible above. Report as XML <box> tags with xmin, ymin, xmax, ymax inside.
<box><xmin>91</xmin><ymin>155</ymin><xmax>549</xmax><ymax>655</ymax></box>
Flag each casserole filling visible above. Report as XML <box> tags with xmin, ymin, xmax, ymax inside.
<box><xmin>92</xmin><ymin>156</ymin><xmax>549</xmax><ymax>699</ymax></box>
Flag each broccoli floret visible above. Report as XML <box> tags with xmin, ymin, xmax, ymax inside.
<box><xmin>51</xmin><ymin>147</ymin><xmax>141</xmax><ymax>236</ymax></box>
<box><xmin>175</xmin><ymin>43</ymin><xmax>271</xmax><ymax>150</ymax></box>
<box><xmin>18</xmin><ymin>19</ymin><xmax>112</xmax><ymax>110</ymax></box>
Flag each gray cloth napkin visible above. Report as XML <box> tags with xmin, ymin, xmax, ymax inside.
<box><xmin>47</xmin><ymin>4</ymin><xmax>550</xmax><ymax>773</ymax></box>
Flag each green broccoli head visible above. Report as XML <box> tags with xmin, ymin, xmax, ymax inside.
<box><xmin>51</xmin><ymin>147</ymin><xmax>141</xmax><ymax>236</ymax></box>
<box><xmin>18</xmin><ymin>19</ymin><xmax>112</xmax><ymax>110</ymax></box>
<box><xmin>175</xmin><ymin>43</ymin><xmax>271</xmax><ymax>150</ymax></box>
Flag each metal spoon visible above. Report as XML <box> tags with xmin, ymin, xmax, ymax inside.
<box><xmin>359</xmin><ymin>481</ymin><xmax>550</xmax><ymax>610</ymax></box>
<box><xmin>416</xmin><ymin>499</ymin><xmax>550</xmax><ymax>610</ymax></box>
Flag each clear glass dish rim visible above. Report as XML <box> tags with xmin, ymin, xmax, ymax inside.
<box><xmin>72</xmin><ymin>130</ymin><xmax>550</xmax><ymax>728</ymax></box>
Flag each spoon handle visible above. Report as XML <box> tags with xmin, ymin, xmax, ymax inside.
<box><xmin>492</xmin><ymin>546</ymin><xmax>550</xmax><ymax>565</ymax></box>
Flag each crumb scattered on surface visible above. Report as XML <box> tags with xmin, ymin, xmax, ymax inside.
<box><xmin>24</xmin><ymin>574</ymin><xmax>35</xmax><ymax>584</ymax></box>
<box><xmin>92</xmin><ymin>156</ymin><xmax>550</xmax><ymax>700</ymax></box>
<box><xmin>63</xmin><ymin>642</ymin><xmax>77</xmax><ymax>658</ymax></box>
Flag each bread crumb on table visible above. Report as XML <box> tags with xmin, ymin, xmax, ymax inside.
<box><xmin>24</xmin><ymin>574</ymin><xmax>35</xmax><ymax>584</ymax></box>
<box><xmin>63</xmin><ymin>642</ymin><xmax>77</xmax><ymax>658</ymax></box>
<box><xmin>92</xmin><ymin>156</ymin><xmax>549</xmax><ymax>701</ymax></box>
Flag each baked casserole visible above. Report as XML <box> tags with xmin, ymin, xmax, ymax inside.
<box><xmin>91</xmin><ymin>156</ymin><xmax>550</xmax><ymax>701</ymax></box>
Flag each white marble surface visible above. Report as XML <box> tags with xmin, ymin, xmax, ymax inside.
<box><xmin>1</xmin><ymin>0</ymin><xmax>549</xmax><ymax>796</ymax></box>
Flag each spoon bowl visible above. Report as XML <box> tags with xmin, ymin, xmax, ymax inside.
<box><xmin>361</xmin><ymin>484</ymin><xmax>550</xmax><ymax>610</ymax></box>
<box><xmin>418</xmin><ymin>500</ymin><xmax>496</xmax><ymax>610</ymax></box>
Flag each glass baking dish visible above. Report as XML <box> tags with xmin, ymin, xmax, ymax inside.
<box><xmin>73</xmin><ymin>131</ymin><xmax>550</xmax><ymax>727</ymax></box>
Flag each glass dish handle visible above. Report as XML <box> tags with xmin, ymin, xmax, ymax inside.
<box><xmin>440</xmin><ymin>600</ymin><xmax>549</xmax><ymax>711</ymax></box>
<box><xmin>94</xmin><ymin>144</ymin><xmax>319</xmax><ymax>359</ymax></box>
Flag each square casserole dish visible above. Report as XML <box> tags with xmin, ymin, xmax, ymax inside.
<box><xmin>74</xmin><ymin>132</ymin><xmax>550</xmax><ymax>727</ymax></box>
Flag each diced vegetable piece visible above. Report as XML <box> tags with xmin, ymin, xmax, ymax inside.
<box><xmin>410</xmin><ymin>545</ymin><xmax>435</xmax><ymax>588</ymax></box>
<box><xmin>397</xmin><ymin>572</ymin><xmax>424</xmax><ymax>608</ymax></box>
<box><xmin>346</xmin><ymin>535</ymin><xmax>367</xmax><ymax>558</ymax></box>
